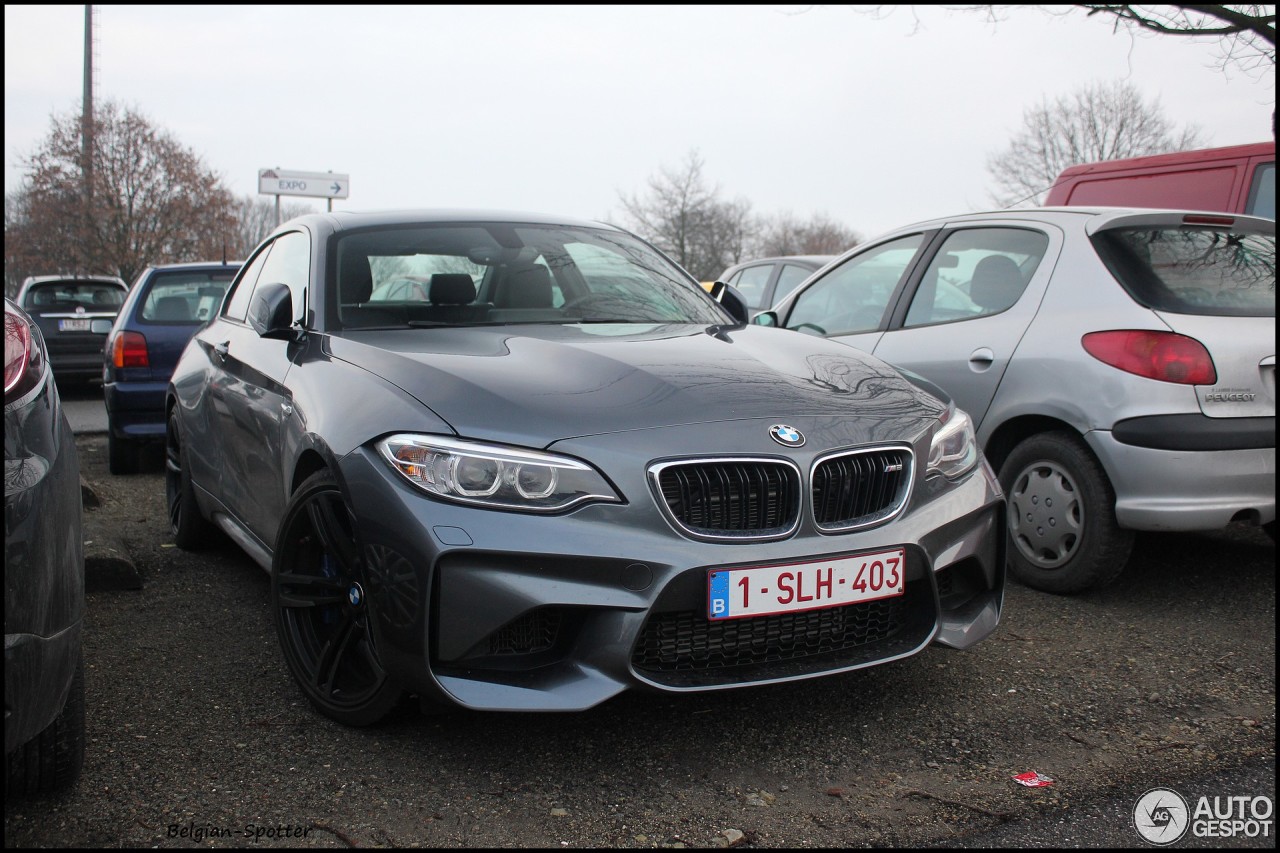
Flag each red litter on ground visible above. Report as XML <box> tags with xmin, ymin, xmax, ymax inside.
<box><xmin>1012</xmin><ymin>771</ymin><xmax>1055</xmax><ymax>787</ymax></box>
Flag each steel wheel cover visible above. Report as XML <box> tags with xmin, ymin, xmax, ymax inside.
<box><xmin>1007</xmin><ymin>460</ymin><xmax>1084</xmax><ymax>570</ymax></box>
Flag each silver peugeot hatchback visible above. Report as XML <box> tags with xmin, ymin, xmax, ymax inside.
<box><xmin>759</xmin><ymin>208</ymin><xmax>1275</xmax><ymax>593</ymax></box>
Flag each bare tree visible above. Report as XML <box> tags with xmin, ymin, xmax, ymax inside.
<box><xmin>862</xmin><ymin>5</ymin><xmax>1275</xmax><ymax>80</ymax></box>
<box><xmin>1072</xmin><ymin>5</ymin><xmax>1275</xmax><ymax>78</ymax></box>
<box><xmin>986</xmin><ymin>80</ymin><xmax>1208</xmax><ymax>206</ymax></box>
<box><xmin>4</xmin><ymin>190</ymin><xmax>36</xmax><ymax>297</ymax></box>
<box><xmin>616</xmin><ymin>150</ymin><xmax>756</xmax><ymax>280</ymax></box>
<box><xmin>230</xmin><ymin>195</ymin><xmax>318</xmax><ymax>259</ymax></box>
<box><xmin>756</xmin><ymin>211</ymin><xmax>862</xmax><ymax>257</ymax></box>
<box><xmin>5</xmin><ymin>101</ymin><xmax>237</xmax><ymax>288</ymax></box>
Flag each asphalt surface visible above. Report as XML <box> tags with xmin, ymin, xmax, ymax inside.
<box><xmin>60</xmin><ymin>385</ymin><xmax>109</xmax><ymax>435</ymax></box>
<box><xmin>5</xmin><ymin>383</ymin><xmax>1275</xmax><ymax>848</ymax></box>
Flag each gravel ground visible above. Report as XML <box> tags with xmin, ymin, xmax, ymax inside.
<box><xmin>4</xmin><ymin>434</ymin><xmax>1275</xmax><ymax>848</ymax></box>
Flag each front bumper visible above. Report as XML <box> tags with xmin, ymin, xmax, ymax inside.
<box><xmin>338</xmin><ymin>440</ymin><xmax>1005</xmax><ymax>713</ymax></box>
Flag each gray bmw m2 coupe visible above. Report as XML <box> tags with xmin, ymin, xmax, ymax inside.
<box><xmin>165</xmin><ymin>210</ymin><xmax>1005</xmax><ymax>725</ymax></box>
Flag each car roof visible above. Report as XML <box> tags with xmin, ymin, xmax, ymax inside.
<box><xmin>863</xmin><ymin>206</ymin><xmax>1275</xmax><ymax>238</ymax></box>
<box><xmin>17</xmin><ymin>274</ymin><xmax>128</xmax><ymax>299</ymax></box>
<box><xmin>142</xmin><ymin>260</ymin><xmax>243</xmax><ymax>273</ymax></box>
<box><xmin>722</xmin><ymin>255</ymin><xmax>837</xmax><ymax>274</ymax></box>
<box><xmin>21</xmin><ymin>274</ymin><xmax>127</xmax><ymax>287</ymax></box>
<box><xmin>276</xmin><ymin>208</ymin><xmax>622</xmax><ymax>236</ymax></box>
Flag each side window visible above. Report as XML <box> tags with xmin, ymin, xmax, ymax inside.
<box><xmin>222</xmin><ymin>246</ymin><xmax>272</xmax><ymax>322</ymax></box>
<box><xmin>731</xmin><ymin>264</ymin><xmax>774</xmax><ymax>309</ymax></box>
<box><xmin>254</xmin><ymin>231</ymin><xmax>310</xmax><ymax>322</ymax></box>
<box><xmin>904</xmin><ymin>228</ymin><xmax>1049</xmax><ymax>328</ymax></box>
<box><xmin>773</xmin><ymin>263</ymin><xmax>815</xmax><ymax>305</ymax></box>
<box><xmin>786</xmin><ymin>235</ymin><xmax>925</xmax><ymax>335</ymax></box>
<box><xmin>1245</xmin><ymin>162</ymin><xmax>1275</xmax><ymax>219</ymax></box>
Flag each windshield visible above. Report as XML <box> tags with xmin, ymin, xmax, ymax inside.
<box><xmin>335</xmin><ymin>222</ymin><xmax>729</xmax><ymax>329</ymax></box>
<box><xmin>1092</xmin><ymin>225</ymin><xmax>1275</xmax><ymax>317</ymax></box>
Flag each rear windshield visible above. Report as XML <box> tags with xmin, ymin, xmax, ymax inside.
<box><xmin>24</xmin><ymin>281</ymin><xmax>125</xmax><ymax>311</ymax></box>
<box><xmin>1092</xmin><ymin>226</ymin><xmax>1275</xmax><ymax>317</ymax></box>
<box><xmin>141</xmin><ymin>269</ymin><xmax>237</xmax><ymax>324</ymax></box>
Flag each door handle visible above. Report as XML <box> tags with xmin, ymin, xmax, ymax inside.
<box><xmin>968</xmin><ymin>347</ymin><xmax>995</xmax><ymax>371</ymax></box>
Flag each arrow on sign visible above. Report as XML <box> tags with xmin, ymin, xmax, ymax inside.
<box><xmin>332</xmin><ymin>182</ymin><xmax>343</xmax><ymax>194</ymax></box>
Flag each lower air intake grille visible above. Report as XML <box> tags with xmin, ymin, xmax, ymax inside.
<box><xmin>632</xmin><ymin>597</ymin><xmax>905</xmax><ymax>674</ymax></box>
<box><xmin>487</xmin><ymin>608</ymin><xmax>562</xmax><ymax>656</ymax></box>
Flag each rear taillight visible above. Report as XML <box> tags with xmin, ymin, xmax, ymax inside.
<box><xmin>111</xmin><ymin>330</ymin><xmax>150</xmax><ymax>368</ymax></box>
<box><xmin>1082</xmin><ymin>330</ymin><xmax>1217</xmax><ymax>385</ymax></box>
<box><xmin>5</xmin><ymin>301</ymin><xmax>47</xmax><ymax>400</ymax></box>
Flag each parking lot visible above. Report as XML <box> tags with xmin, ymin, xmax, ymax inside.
<box><xmin>3</xmin><ymin>384</ymin><xmax>1274</xmax><ymax>847</ymax></box>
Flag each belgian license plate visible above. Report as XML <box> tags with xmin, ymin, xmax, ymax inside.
<box><xmin>58</xmin><ymin>318</ymin><xmax>91</xmax><ymax>332</ymax></box>
<box><xmin>707</xmin><ymin>548</ymin><xmax>905</xmax><ymax>620</ymax></box>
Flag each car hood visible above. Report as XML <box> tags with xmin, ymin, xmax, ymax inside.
<box><xmin>327</xmin><ymin>323</ymin><xmax>945</xmax><ymax>446</ymax></box>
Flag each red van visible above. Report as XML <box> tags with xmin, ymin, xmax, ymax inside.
<box><xmin>1043</xmin><ymin>141</ymin><xmax>1275</xmax><ymax>218</ymax></box>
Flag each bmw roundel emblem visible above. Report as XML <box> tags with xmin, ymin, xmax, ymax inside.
<box><xmin>769</xmin><ymin>424</ymin><xmax>805</xmax><ymax>447</ymax></box>
<box><xmin>348</xmin><ymin>584</ymin><xmax>363</xmax><ymax>606</ymax></box>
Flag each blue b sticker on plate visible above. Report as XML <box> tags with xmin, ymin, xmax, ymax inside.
<box><xmin>708</xmin><ymin>570</ymin><xmax>731</xmax><ymax>619</ymax></box>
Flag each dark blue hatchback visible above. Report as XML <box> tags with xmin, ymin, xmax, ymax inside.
<box><xmin>103</xmin><ymin>260</ymin><xmax>241</xmax><ymax>474</ymax></box>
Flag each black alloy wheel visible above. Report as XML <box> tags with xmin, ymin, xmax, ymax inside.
<box><xmin>272</xmin><ymin>470</ymin><xmax>402</xmax><ymax>726</ymax></box>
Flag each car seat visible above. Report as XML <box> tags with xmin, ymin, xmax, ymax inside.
<box><xmin>968</xmin><ymin>255</ymin><xmax>1025</xmax><ymax>314</ymax></box>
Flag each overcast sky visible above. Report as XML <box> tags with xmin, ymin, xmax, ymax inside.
<box><xmin>4</xmin><ymin>4</ymin><xmax>1275</xmax><ymax>242</ymax></box>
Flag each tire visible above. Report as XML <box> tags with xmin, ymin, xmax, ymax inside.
<box><xmin>999</xmin><ymin>431</ymin><xmax>1134</xmax><ymax>595</ymax></box>
<box><xmin>272</xmin><ymin>470</ymin><xmax>402</xmax><ymax>726</ymax></box>
<box><xmin>165</xmin><ymin>410</ymin><xmax>216</xmax><ymax>550</ymax></box>
<box><xmin>107</xmin><ymin>431</ymin><xmax>138</xmax><ymax>475</ymax></box>
<box><xmin>6</xmin><ymin>653</ymin><xmax>86</xmax><ymax>797</ymax></box>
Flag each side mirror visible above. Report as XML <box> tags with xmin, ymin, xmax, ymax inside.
<box><xmin>248</xmin><ymin>283</ymin><xmax>296</xmax><ymax>339</ymax></box>
<box><xmin>753</xmin><ymin>311</ymin><xmax>779</xmax><ymax>327</ymax></box>
<box><xmin>707</xmin><ymin>280</ymin><xmax>750</xmax><ymax>325</ymax></box>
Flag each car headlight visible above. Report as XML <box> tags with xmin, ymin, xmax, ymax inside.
<box><xmin>377</xmin><ymin>434</ymin><xmax>622</xmax><ymax>513</ymax></box>
<box><xmin>926</xmin><ymin>407</ymin><xmax>978</xmax><ymax>480</ymax></box>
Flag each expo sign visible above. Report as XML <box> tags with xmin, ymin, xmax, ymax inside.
<box><xmin>258</xmin><ymin>169</ymin><xmax>349</xmax><ymax>199</ymax></box>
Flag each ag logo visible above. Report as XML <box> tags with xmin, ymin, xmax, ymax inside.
<box><xmin>768</xmin><ymin>424</ymin><xmax>804</xmax><ymax>447</ymax></box>
<box><xmin>1134</xmin><ymin>787</ymin><xmax>1189</xmax><ymax>845</ymax></box>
